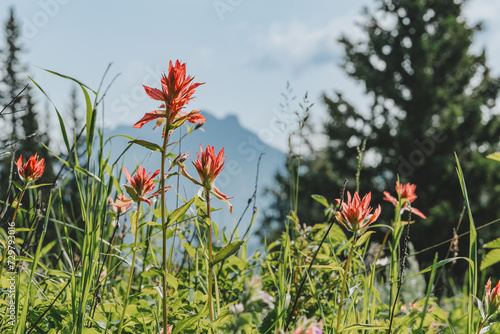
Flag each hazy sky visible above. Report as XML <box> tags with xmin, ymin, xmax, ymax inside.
<box><xmin>2</xmin><ymin>0</ymin><xmax>500</xmax><ymax>151</ymax></box>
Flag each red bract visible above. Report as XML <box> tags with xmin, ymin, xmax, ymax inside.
<box><xmin>335</xmin><ymin>191</ymin><xmax>381</xmax><ymax>235</ymax></box>
<box><xmin>16</xmin><ymin>153</ymin><xmax>45</xmax><ymax>183</ymax></box>
<box><xmin>194</xmin><ymin>145</ymin><xmax>226</xmax><ymax>190</ymax></box>
<box><xmin>134</xmin><ymin>60</ymin><xmax>205</xmax><ymax>132</ymax></box>
<box><xmin>383</xmin><ymin>181</ymin><xmax>427</xmax><ymax>219</ymax></box>
<box><xmin>122</xmin><ymin>165</ymin><xmax>165</xmax><ymax>206</ymax></box>
<box><xmin>108</xmin><ymin>194</ymin><xmax>133</xmax><ymax>214</ymax></box>
<box><xmin>181</xmin><ymin>145</ymin><xmax>233</xmax><ymax>213</ymax></box>
<box><xmin>485</xmin><ymin>278</ymin><xmax>500</xmax><ymax>316</ymax></box>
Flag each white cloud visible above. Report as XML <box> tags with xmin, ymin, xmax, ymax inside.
<box><xmin>248</xmin><ymin>16</ymin><xmax>366</xmax><ymax>73</ymax></box>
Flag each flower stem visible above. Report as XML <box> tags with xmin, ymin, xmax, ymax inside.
<box><xmin>0</xmin><ymin>185</ymin><xmax>26</xmax><ymax>276</ymax></box>
<box><xmin>117</xmin><ymin>202</ymin><xmax>141</xmax><ymax>334</ymax></box>
<box><xmin>476</xmin><ymin>316</ymin><xmax>490</xmax><ymax>334</ymax></box>
<box><xmin>206</xmin><ymin>190</ymin><xmax>214</xmax><ymax>322</ymax></box>
<box><xmin>161</xmin><ymin>127</ymin><xmax>170</xmax><ymax>332</ymax></box>
<box><xmin>336</xmin><ymin>236</ymin><xmax>357</xmax><ymax>333</ymax></box>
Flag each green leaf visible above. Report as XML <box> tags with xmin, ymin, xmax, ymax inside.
<box><xmin>299</xmin><ymin>264</ymin><xmax>343</xmax><ymax>272</ymax></box>
<box><xmin>29</xmin><ymin>76</ymin><xmax>71</xmax><ymax>157</ymax></box>
<box><xmin>213</xmin><ymin>240</ymin><xmax>244</xmax><ymax>266</ymax></box>
<box><xmin>172</xmin><ymin>302</ymin><xmax>209</xmax><ymax>334</ymax></box>
<box><xmin>165</xmin><ymin>273</ymin><xmax>178</xmax><ymax>291</ymax></box>
<box><xmin>42</xmin><ymin>143</ymin><xmax>101</xmax><ymax>181</ymax></box>
<box><xmin>340</xmin><ymin>324</ymin><xmax>388</xmax><ymax>332</ymax></box>
<box><xmin>480</xmin><ymin>249</ymin><xmax>500</xmax><ymax>271</ymax></box>
<box><xmin>81</xmin><ymin>85</ymin><xmax>96</xmax><ymax>158</ymax></box>
<box><xmin>311</xmin><ymin>194</ymin><xmax>329</xmax><ymax>207</ymax></box>
<box><xmin>141</xmin><ymin>221</ymin><xmax>162</xmax><ymax>228</ymax></box>
<box><xmin>167</xmin><ymin>197</ymin><xmax>195</xmax><ymax>227</ymax></box>
<box><xmin>26</xmin><ymin>183</ymin><xmax>52</xmax><ymax>189</ymax></box>
<box><xmin>46</xmin><ymin>269</ymin><xmax>71</xmax><ymax>279</ymax></box>
<box><xmin>484</xmin><ymin>237</ymin><xmax>500</xmax><ymax>249</ymax></box>
<box><xmin>129</xmin><ymin>139</ymin><xmax>164</xmax><ymax>153</ymax></box>
<box><xmin>40</xmin><ymin>67</ymin><xmax>96</xmax><ymax>92</ymax></box>
<box><xmin>455</xmin><ymin>153</ymin><xmax>477</xmax><ymax>334</ymax></box>
<box><xmin>11</xmin><ymin>180</ymin><xmax>24</xmax><ymax>191</ymax></box>
<box><xmin>355</xmin><ymin>231</ymin><xmax>375</xmax><ymax>247</ymax></box>
<box><xmin>405</xmin><ymin>257</ymin><xmax>474</xmax><ymax>281</ymax></box>
<box><xmin>486</xmin><ymin>152</ymin><xmax>500</xmax><ymax>162</ymax></box>
<box><xmin>141</xmin><ymin>266</ymin><xmax>163</xmax><ymax>278</ymax></box>
<box><xmin>124</xmin><ymin>184</ymin><xmax>138</xmax><ymax>202</ymax></box>
<box><xmin>130</xmin><ymin>211</ymin><xmax>138</xmax><ymax>235</ymax></box>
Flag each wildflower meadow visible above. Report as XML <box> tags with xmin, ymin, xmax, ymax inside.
<box><xmin>0</xmin><ymin>58</ymin><xmax>499</xmax><ymax>334</ymax></box>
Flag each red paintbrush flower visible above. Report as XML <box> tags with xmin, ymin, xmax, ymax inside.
<box><xmin>335</xmin><ymin>191</ymin><xmax>381</xmax><ymax>235</ymax></box>
<box><xmin>134</xmin><ymin>60</ymin><xmax>205</xmax><ymax>132</ymax></box>
<box><xmin>16</xmin><ymin>153</ymin><xmax>45</xmax><ymax>183</ymax></box>
<box><xmin>181</xmin><ymin>145</ymin><xmax>232</xmax><ymax>213</ymax></box>
<box><xmin>485</xmin><ymin>278</ymin><xmax>500</xmax><ymax>316</ymax></box>
<box><xmin>194</xmin><ymin>145</ymin><xmax>226</xmax><ymax>190</ymax></box>
<box><xmin>122</xmin><ymin>165</ymin><xmax>166</xmax><ymax>206</ymax></box>
<box><xmin>108</xmin><ymin>194</ymin><xmax>133</xmax><ymax>214</ymax></box>
<box><xmin>383</xmin><ymin>181</ymin><xmax>427</xmax><ymax>219</ymax></box>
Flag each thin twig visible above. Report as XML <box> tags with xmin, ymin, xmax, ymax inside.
<box><xmin>388</xmin><ymin>206</ymin><xmax>412</xmax><ymax>333</ymax></box>
<box><xmin>0</xmin><ymin>84</ymin><xmax>29</xmax><ymax>115</ymax></box>
<box><xmin>0</xmin><ymin>132</ymin><xmax>37</xmax><ymax>151</ymax></box>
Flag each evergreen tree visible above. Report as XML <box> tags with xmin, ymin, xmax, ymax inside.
<box><xmin>0</xmin><ymin>7</ymin><xmax>26</xmax><ymax>198</ymax></box>
<box><xmin>0</xmin><ymin>8</ymin><xmax>55</xmax><ymax>215</ymax></box>
<box><xmin>20</xmin><ymin>85</ymin><xmax>55</xmax><ymax>183</ymax></box>
<box><xmin>266</xmin><ymin>0</ymin><xmax>500</xmax><ymax>269</ymax></box>
<box><xmin>1</xmin><ymin>7</ymin><xmax>24</xmax><ymax>141</ymax></box>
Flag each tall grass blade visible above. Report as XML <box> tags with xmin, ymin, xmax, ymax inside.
<box><xmin>455</xmin><ymin>153</ymin><xmax>477</xmax><ymax>333</ymax></box>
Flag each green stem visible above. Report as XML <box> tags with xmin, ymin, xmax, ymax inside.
<box><xmin>161</xmin><ymin>124</ymin><xmax>170</xmax><ymax>333</ymax></box>
<box><xmin>206</xmin><ymin>190</ymin><xmax>214</xmax><ymax>322</ymax></box>
<box><xmin>336</xmin><ymin>236</ymin><xmax>357</xmax><ymax>333</ymax></box>
<box><xmin>0</xmin><ymin>185</ymin><xmax>26</xmax><ymax>276</ymax></box>
<box><xmin>138</xmin><ymin>224</ymin><xmax>153</xmax><ymax>294</ymax></box>
<box><xmin>476</xmin><ymin>316</ymin><xmax>490</xmax><ymax>334</ymax></box>
<box><xmin>167</xmin><ymin>127</ymin><xmax>182</xmax><ymax>273</ymax></box>
<box><xmin>117</xmin><ymin>202</ymin><xmax>141</xmax><ymax>334</ymax></box>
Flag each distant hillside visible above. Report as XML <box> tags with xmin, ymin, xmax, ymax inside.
<box><xmin>103</xmin><ymin>112</ymin><xmax>286</xmax><ymax>249</ymax></box>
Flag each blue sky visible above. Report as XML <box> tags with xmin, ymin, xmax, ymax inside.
<box><xmin>3</xmin><ymin>0</ymin><xmax>500</xmax><ymax>151</ymax></box>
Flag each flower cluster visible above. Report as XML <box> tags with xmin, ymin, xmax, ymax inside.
<box><xmin>181</xmin><ymin>144</ymin><xmax>233</xmax><ymax>213</ymax></box>
<box><xmin>134</xmin><ymin>60</ymin><xmax>205</xmax><ymax>134</ymax></box>
<box><xmin>484</xmin><ymin>278</ymin><xmax>500</xmax><ymax>317</ymax></box>
<box><xmin>335</xmin><ymin>191</ymin><xmax>381</xmax><ymax>235</ymax></box>
<box><xmin>122</xmin><ymin>165</ymin><xmax>165</xmax><ymax>206</ymax></box>
<box><xmin>383</xmin><ymin>181</ymin><xmax>427</xmax><ymax>219</ymax></box>
<box><xmin>16</xmin><ymin>153</ymin><xmax>45</xmax><ymax>183</ymax></box>
<box><xmin>108</xmin><ymin>194</ymin><xmax>133</xmax><ymax>215</ymax></box>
